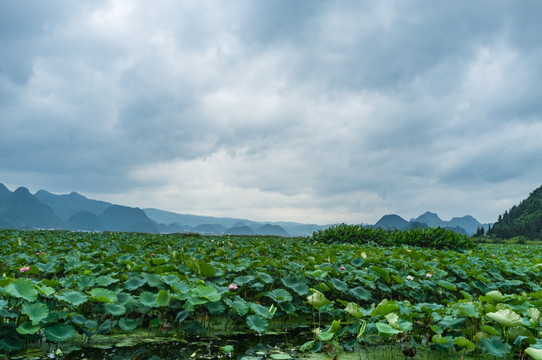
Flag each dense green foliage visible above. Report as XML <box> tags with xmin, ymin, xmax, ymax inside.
<box><xmin>1</xmin><ymin>229</ymin><xmax>541</xmax><ymax>359</ymax></box>
<box><xmin>311</xmin><ymin>224</ymin><xmax>474</xmax><ymax>251</ymax></box>
<box><xmin>489</xmin><ymin>185</ymin><xmax>542</xmax><ymax>239</ymax></box>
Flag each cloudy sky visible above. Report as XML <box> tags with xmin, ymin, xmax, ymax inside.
<box><xmin>1</xmin><ymin>1</ymin><xmax>542</xmax><ymax>225</ymax></box>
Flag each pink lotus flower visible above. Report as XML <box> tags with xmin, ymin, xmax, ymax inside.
<box><xmin>36</xmin><ymin>252</ymin><xmax>40</xmax><ymax>256</ymax></box>
<box><xmin>20</xmin><ymin>266</ymin><xmax>30</xmax><ymax>273</ymax></box>
<box><xmin>426</xmin><ymin>273</ymin><xmax>432</xmax><ymax>278</ymax></box>
<box><xmin>228</xmin><ymin>283</ymin><xmax>238</xmax><ymax>291</ymax></box>
<box><xmin>151</xmin><ymin>253</ymin><xmax>155</xmax><ymax>256</ymax></box>
<box><xmin>339</xmin><ymin>266</ymin><xmax>346</xmax><ymax>271</ymax></box>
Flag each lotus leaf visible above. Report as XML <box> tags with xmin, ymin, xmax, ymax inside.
<box><xmin>16</xmin><ymin>321</ymin><xmax>41</xmax><ymax>335</ymax></box>
<box><xmin>198</xmin><ymin>262</ymin><xmax>217</xmax><ymax>278</ymax></box>
<box><xmin>96</xmin><ymin>275</ymin><xmax>118</xmax><ymax>287</ymax></box>
<box><xmin>318</xmin><ymin>332</ymin><xmax>334</xmax><ymax>341</ymax></box>
<box><xmin>486</xmin><ymin>309</ymin><xmax>523</xmax><ymax>328</ymax></box>
<box><xmin>44</xmin><ymin>323</ymin><xmax>76</xmax><ymax>342</ymax></box>
<box><xmin>139</xmin><ymin>291</ymin><xmax>159</xmax><ymax>307</ymax></box>
<box><xmin>124</xmin><ymin>277</ymin><xmax>146</xmax><ymax>291</ymax></box>
<box><xmin>307</xmin><ymin>290</ymin><xmax>331</xmax><ymax>308</ymax></box>
<box><xmin>300</xmin><ymin>340</ymin><xmax>315</xmax><ymax>352</ymax></box>
<box><xmin>257</xmin><ymin>272</ymin><xmax>274</xmax><ymax>284</ymax></box>
<box><xmin>376</xmin><ymin>322</ymin><xmax>402</xmax><ymax>337</ymax></box>
<box><xmin>525</xmin><ymin>347</ymin><xmax>542</xmax><ymax>360</ymax></box>
<box><xmin>142</xmin><ymin>272</ymin><xmax>162</xmax><ymax>287</ymax></box>
<box><xmin>195</xmin><ymin>285</ymin><xmax>220</xmax><ymax>302</ymax></box>
<box><xmin>349</xmin><ymin>286</ymin><xmax>371</xmax><ymax>301</ymax></box>
<box><xmin>6</xmin><ymin>279</ymin><xmax>38</xmax><ymax>302</ymax></box>
<box><xmin>385</xmin><ymin>313</ymin><xmax>399</xmax><ymax>329</ymax></box>
<box><xmin>246</xmin><ymin>314</ymin><xmax>268</xmax><ymax>333</ymax></box>
<box><xmin>481</xmin><ymin>337</ymin><xmax>507</xmax><ymax>358</ymax></box>
<box><xmin>453</xmin><ymin>337</ymin><xmax>475</xmax><ymax>351</ymax></box>
<box><xmin>528</xmin><ymin>308</ymin><xmax>541</xmax><ymax>322</ymax></box>
<box><xmin>372</xmin><ymin>299</ymin><xmax>399</xmax><ymax>317</ymax></box>
<box><xmin>267</xmin><ymin>289</ymin><xmax>292</xmax><ymax>303</ymax></box>
<box><xmin>89</xmin><ymin>288</ymin><xmax>118</xmax><ymax>303</ymax></box>
<box><xmin>22</xmin><ymin>301</ymin><xmax>49</xmax><ymax>324</ymax></box>
<box><xmin>206</xmin><ymin>300</ymin><xmax>226</xmax><ymax>315</ymax></box>
<box><xmin>344</xmin><ymin>302</ymin><xmax>364</xmax><ymax>319</ymax></box>
<box><xmin>118</xmin><ymin>318</ymin><xmax>138</xmax><ymax>331</ymax></box>
<box><xmin>431</xmin><ymin>334</ymin><xmax>450</xmax><ymax>345</ymax></box>
<box><xmin>104</xmin><ymin>303</ymin><xmax>127</xmax><ymax>316</ymax></box>
<box><xmin>157</xmin><ymin>289</ymin><xmax>171</xmax><ymax>306</ymax></box>
<box><xmin>329</xmin><ymin>278</ymin><xmax>348</xmax><ymax>292</ymax></box>
<box><xmin>56</xmin><ymin>291</ymin><xmax>88</xmax><ymax>306</ymax></box>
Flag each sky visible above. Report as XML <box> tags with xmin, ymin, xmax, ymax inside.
<box><xmin>1</xmin><ymin>1</ymin><xmax>542</xmax><ymax>225</ymax></box>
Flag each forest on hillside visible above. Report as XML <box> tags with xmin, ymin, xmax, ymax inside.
<box><xmin>488</xmin><ymin>185</ymin><xmax>542</xmax><ymax>239</ymax></box>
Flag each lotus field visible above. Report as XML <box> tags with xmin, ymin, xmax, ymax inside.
<box><xmin>2</xmin><ymin>227</ymin><xmax>542</xmax><ymax>359</ymax></box>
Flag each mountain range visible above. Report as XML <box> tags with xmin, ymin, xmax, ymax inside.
<box><xmin>0</xmin><ymin>182</ymin><xmax>489</xmax><ymax>236</ymax></box>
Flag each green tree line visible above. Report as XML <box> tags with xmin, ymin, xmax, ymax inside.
<box><xmin>487</xmin><ymin>184</ymin><xmax>542</xmax><ymax>239</ymax></box>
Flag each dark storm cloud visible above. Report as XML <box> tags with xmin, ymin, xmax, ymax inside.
<box><xmin>1</xmin><ymin>0</ymin><xmax>542</xmax><ymax>223</ymax></box>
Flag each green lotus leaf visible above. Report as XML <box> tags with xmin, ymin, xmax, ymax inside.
<box><xmin>37</xmin><ymin>285</ymin><xmax>55</xmax><ymax>297</ymax></box>
<box><xmin>385</xmin><ymin>312</ymin><xmax>399</xmax><ymax>329</ymax></box>
<box><xmin>481</xmin><ymin>337</ymin><xmax>507</xmax><ymax>358</ymax></box>
<box><xmin>281</xmin><ymin>276</ymin><xmax>310</xmax><ymax>296</ymax></box>
<box><xmin>317</xmin><ymin>331</ymin><xmax>334</xmax><ymax>341</ymax></box>
<box><xmin>104</xmin><ymin>303</ymin><xmax>127</xmax><ymax>316</ymax></box>
<box><xmin>486</xmin><ymin>309</ymin><xmax>523</xmax><ymax>328</ymax></box>
<box><xmin>152</xmin><ymin>257</ymin><xmax>167</xmax><ymax>266</ymax></box>
<box><xmin>432</xmin><ymin>334</ymin><xmax>450</xmax><ymax>345</ymax></box>
<box><xmin>206</xmin><ymin>300</ymin><xmax>226</xmax><ymax>315</ymax></box>
<box><xmin>527</xmin><ymin>308</ymin><xmax>541</xmax><ymax>322</ymax></box>
<box><xmin>6</xmin><ymin>279</ymin><xmax>38</xmax><ymax>302</ymax></box>
<box><xmin>22</xmin><ymin>301</ymin><xmax>49</xmax><ymax>324</ymax></box>
<box><xmin>326</xmin><ymin>319</ymin><xmax>341</xmax><ymax>334</ymax></box>
<box><xmin>44</xmin><ymin>323</ymin><xmax>76</xmax><ymax>342</ymax></box>
<box><xmin>157</xmin><ymin>290</ymin><xmax>171</xmax><ymax>307</ymax></box>
<box><xmin>439</xmin><ymin>316</ymin><xmax>466</xmax><ymax>329</ymax></box>
<box><xmin>195</xmin><ymin>285</ymin><xmax>220</xmax><ymax>302</ymax></box>
<box><xmin>329</xmin><ymin>278</ymin><xmax>348</xmax><ymax>292</ymax></box>
<box><xmin>249</xmin><ymin>302</ymin><xmax>271</xmax><ymax>319</ymax></box>
<box><xmin>142</xmin><ymin>272</ymin><xmax>162</xmax><ymax>288</ymax></box>
<box><xmin>198</xmin><ymin>262</ymin><xmax>217</xmax><ymax>278</ymax></box>
<box><xmin>257</xmin><ymin>272</ymin><xmax>274</xmax><ymax>284</ymax></box>
<box><xmin>344</xmin><ymin>302</ymin><xmax>364</xmax><ymax>320</ymax></box>
<box><xmin>507</xmin><ymin>326</ymin><xmax>534</xmax><ymax>344</ymax></box>
<box><xmin>481</xmin><ymin>290</ymin><xmax>504</xmax><ymax>303</ymax></box>
<box><xmin>376</xmin><ymin>322</ymin><xmax>402</xmax><ymax>337</ymax></box>
<box><xmin>230</xmin><ymin>299</ymin><xmax>249</xmax><ymax>316</ymax></box>
<box><xmin>267</xmin><ymin>289</ymin><xmax>292</xmax><ymax>303</ymax></box>
<box><xmin>118</xmin><ymin>318</ymin><xmax>138</xmax><ymax>331</ymax></box>
<box><xmin>95</xmin><ymin>275</ymin><xmax>118</xmax><ymax>287</ymax></box>
<box><xmin>234</xmin><ymin>275</ymin><xmax>255</xmax><ymax>286</ymax></box>
<box><xmin>300</xmin><ymin>340</ymin><xmax>315</xmax><ymax>352</ymax></box>
<box><xmin>307</xmin><ymin>289</ymin><xmax>330</xmax><ymax>308</ymax></box>
<box><xmin>372</xmin><ymin>266</ymin><xmax>391</xmax><ymax>283</ymax></box>
<box><xmin>372</xmin><ymin>299</ymin><xmax>399</xmax><ymax>317</ymax></box>
<box><xmin>453</xmin><ymin>337</ymin><xmax>475</xmax><ymax>351</ymax></box>
<box><xmin>0</xmin><ymin>336</ymin><xmax>23</xmax><ymax>352</ymax></box>
<box><xmin>525</xmin><ymin>347</ymin><xmax>542</xmax><ymax>360</ymax></box>
<box><xmin>246</xmin><ymin>314</ymin><xmax>268</xmax><ymax>333</ymax></box>
<box><xmin>89</xmin><ymin>288</ymin><xmax>118</xmax><ymax>303</ymax></box>
<box><xmin>16</xmin><ymin>321</ymin><xmax>41</xmax><ymax>335</ymax></box>
<box><xmin>349</xmin><ymin>286</ymin><xmax>371</xmax><ymax>301</ymax></box>
<box><xmin>270</xmin><ymin>354</ymin><xmax>292</xmax><ymax>360</ymax></box>
<box><xmin>139</xmin><ymin>291</ymin><xmax>159</xmax><ymax>307</ymax></box>
<box><xmin>124</xmin><ymin>277</ymin><xmax>146</xmax><ymax>291</ymax></box>
<box><xmin>56</xmin><ymin>291</ymin><xmax>88</xmax><ymax>306</ymax></box>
